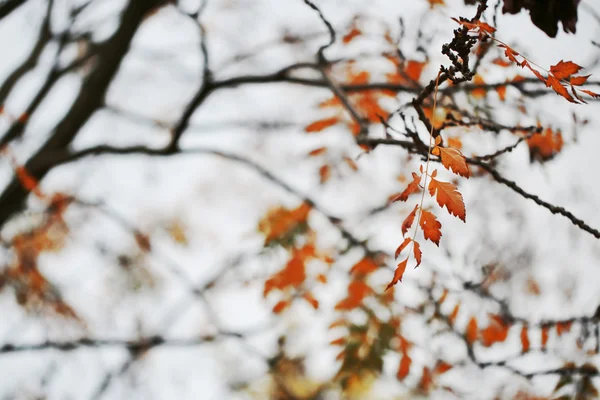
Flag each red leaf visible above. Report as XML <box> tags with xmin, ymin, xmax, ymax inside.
<box><xmin>402</xmin><ymin>204</ymin><xmax>419</xmax><ymax>236</ymax></box>
<box><xmin>570</xmin><ymin>74</ymin><xmax>591</xmax><ymax>86</ymax></box>
<box><xmin>420</xmin><ymin>210</ymin><xmax>442</xmax><ymax>246</ymax></box>
<box><xmin>556</xmin><ymin>321</ymin><xmax>572</xmax><ymax>336</ymax></box>
<box><xmin>546</xmin><ymin>75</ymin><xmax>577</xmax><ymax>103</ymax></box>
<box><xmin>520</xmin><ymin>326</ymin><xmax>530</xmax><ymax>353</ymax></box>
<box><xmin>273</xmin><ymin>300</ymin><xmax>289</xmax><ymax>314</ymax></box>
<box><xmin>387</xmin><ymin>258</ymin><xmax>408</xmax><ymax>289</ymax></box>
<box><xmin>397</xmin><ymin>354</ymin><xmax>412</xmax><ymax>380</ymax></box>
<box><xmin>498</xmin><ymin>43</ymin><xmax>520</xmax><ymax>64</ymax></box>
<box><xmin>581</xmin><ymin>89</ymin><xmax>600</xmax><ymax>98</ymax></box>
<box><xmin>395</xmin><ymin>238</ymin><xmax>412</xmax><ymax>259</ymax></box>
<box><xmin>550</xmin><ymin>60</ymin><xmax>583</xmax><ymax>80</ymax></box>
<box><xmin>342</xmin><ymin>27</ymin><xmax>361</xmax><ymax>44</ymax></box>
<box><xmin>480</xmin><ymin>314</ymin><xmax>510</xmax><ymax>347</ymax></box>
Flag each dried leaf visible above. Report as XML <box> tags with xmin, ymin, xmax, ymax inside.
<box><xmin>336</xmin><ymin>280</ymin><xmax>372</xmax><ymax>310</ymax></box>
<box><xmin>420</xmin><ymin>210</ymin><xmax>442</xmax><ymax>246</ymax></box>
<box><xmin>305</xmin><ymin>116</ymin><xmax>339</xmax><ymax>132</ymax></box>
<box><xmin>428</xmin><ymin>176</ymin><xmax>466</xmax><ymax>221</ymax></box>
<box><xmin>480</xmin><ymin>314</ymin><xmax>510</xmax><ymax>347</ymax></box>
<box><xmin>402</xmin><ymin>204</ymin><xmax>419</xmax><ymax>236</ymax></box>
<box><xmin>397</xmin><ymin>354</ymin><xmax>412</xmax><ymax>380</ymax></box>
<box><xmin>419</xmin><ymin>367</ymin><xmax>433</xmax><ymax>393</ymax></box>
<box><xmin>434</xmin><ymin>147</ymin><xmax>470</xmax><ymax>178</ymax></box>
<box><xmin>546</xmin><ymin>75</ymin><xmax>577</xmax><ymax>103</ymax></box>
<box><xmin>466</xmin><ymin>317</ymin><xmax>478</xmax><ymax>344</ymax></box>
<box><xmin>413</xmin><ymin>241</ymin><xmax>422</xmax><ymax>267</ymax></box>
<box><xmin>581</xmin><ymin>89</ymin><xmax>600</xmax><ymax>98</ymax></box>
<box><xmin>550</xmin><ymin>60</ymin><xmax>583</xmax><ymax>80</ymax></box>
<box><xmin>387</xmin><ymin>258</ymin><xmax>408</xmax><ymax>289</ymax></box>
<box><xmin>434</xmin><ymin>361</ymin><xmax>452</xmax><ymax>375</ymax></box>
<box><xmin>520</xmin><ymin>326</ymin><xmax>530</xmax><ymax>353</ymax></box>
<box><xmin>570</xmin><ymin>74</ymin><xmax>591</xmax><ymax>86</ymax></box>
<box><xmin>396</xmin><ymin>172</ymin><xmax>422</xmax><ymax>202</ymax></box>
<box><xmin>496</xmin><ymin>85</ymin><xmax>507</xmax><ymax>101</ymax></box>
<box><xmin>395</xmin><ymin>238</ymin><xmax>412</xmax><ymax>259</ymax></box>
<box><xmin>556</xmin><ymin>321</ymin><xmax>572</xmax><ymax>336</ymax></box>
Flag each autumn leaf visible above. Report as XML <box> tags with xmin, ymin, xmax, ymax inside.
<box><xmin>550</xmin><ymin>60</ymin><xmax>583</xmax><ymax>80</ymax></box>
<box><xmin>471</xmin><ymin>75</ymin><xmax>486</xmax><ymax>99</ymax></box>
<box><xmin>395</xmin><ymin>238</ymin><xmax>412</xmax><ymax>259</ymax></box>
<box><xmin>448</xmin><ymin>303</ymin><xmax>460</xmax><ymax>325</ymax></box>
<box><xmin>319</xmin><ymin>164</ymin><xmax>331</xmax><ymax>184</ymax></box>
<box><xmin>438</xmin><ymin>289</ymin><xmax>448</xmax><ymax>305</ymax></box>
<box><xmin>433</xmin><ymin>146</ymin><xmax>470</xmax><ymax>178</ymax></box>
<box><xmin>466</xmin><ymin>317</ymin><xmax>478</xmax><ymax>344</ymax></box>
<box><xmin>397</xmin><ymin>354</ymin><xmax>412</xmax><ymax>380</ymax></box>
<box><xmin>402</xmin><ymin>204</ymin><xmax>419</xmax><ymax>236</ymax></box>
<box><xmin>496</xmin><ymin>85</ymin><xmax>507</xmax><ymax>101</ymax></box>
<box><xmin>413</xmin><ymin>241</ymin><xmax>422</xmax><ymax>267</ymax></box>
<box><xmin>428</xmin><ymin>172</ymin><xmax>466</xmax><ymax>221</ymax></box>
<box><xmin>546</xmin><ymin>75</ymin><xmax>577</xmax><ymax>103</ymax></box>
<box><xmin>305</xmin><ymin>116</ymin><xmax>339</xmax><ymax>132</ymax></box>
<box><xmin>387</xmin><ymin>258</ymin><xmax>408</xmax><ymax>289</ymax></box>
<box><xmin>541</xmin><ymin>326</ymin><xmax>549</xmax><ymax>350</ymax></box>
<box><xmin>520</xmin><ymin>326</ymin><xmax>530</xmax><ymax>353</ymax></box>
<box><xmin>303</xmin><ymin>292</ymin><xmax>319</xmax><ymax>309</ymax></box>
<box><xmin>420</xmin><ymin>210</ymin><xmax>442</xmax><ymax>246</ymax></box>
<box><xmin>434</xmin><ymin>361</ymin><xmax>452</xmax><ymax>375</ymax></box>
<box><xmin>308</xmin><ymin>147</ymin><xmax>328</xmax><ymax>156</ymax></box>
<box><xmin>427</xmin><ymin>0</ymin><xmax>444</xmax><ymax>8</ymax></box>
<box><xmin>342</xmin><ymin>27</ymin><xmax>361</xmax><ymax>44</ymax></box>
<box><xmin>273</xmin><ymin>300</ymin><xmax>290</xmax><ymax>314</ymax></box>
<box><xmin>316</xmin><ymin>274</ymin><xmax>327</xmax><ymax>284</ymax></box>
<box><xmin>343</xmin><ymin>155</ymin><xmax>358</xmax><ymax>171</ymax></box>
<box><xmin>498</xmin><ymin>44</ymin><xmax>520</xmax><ymax>64</ymax></box>
<box><xmin>419</xmin><ymin>367</ymin><xmax>433</xmax><ymax>393</ymax></box>
<box><xmin>350</xmin><ymin>258</ymin><xmax>379</xmax><ymax>276</ymax></box>
<box><xmin>135</xmin><ymin>232</ymin><xmax>152</xmax><ymax>252</ymax></box>
<box><xmin>336</xmin><ymin>280</ymin><xmax>372</xmax><ymax>310</ymax></box>
<box><xmin>570</xmin><ymin>74</ymin><xmax>591</xmax><ymax>86</ymax></box>
<box><xmin>581</xmin><ymin>89</ymin><xmax>600</xmax><ymax>98</ymax></box>
<box><xmin>451</xmin><ymin>18</ymin><xmax>496</xmax><ymax>36</ymax></box>
<box><xmin>556</xmin><ymin>321</ymin><xmax>572</xmax><ymax>336</ymax></box>
<box><xmin>394</xmin><ymin>172</ymin><xmax>421</xmax><ymax>202</ymax></box>
<box><xmin>447</xmin><ymin>136</ymin><xmax>462</xmax><ymax>149</ymax></box>
<box><xmin>330</xmin><ymin>337</ymin><xmax>346</xmax><ymax>346</ymax></box>
<box><xmin>480</xmin><ymin>314</ymin><xmax>510</xmax><ymax>347</ymax></box>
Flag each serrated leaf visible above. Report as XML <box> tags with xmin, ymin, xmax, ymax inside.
<box><xmin>402</xmin><ymin>204</ymin><xmax>419</xmax><ymax>236</ymax></box>
<box><xmin>550</xmin><ymin>60</ymin><xmax>583</xmax><ymax>80</ymax></box>
<box><xmin>395</xmin><ymin>238</ymin><xmax>412</xmax><ymax>259</ymax></box>
<box><xmin>387</xmin><ymin>258</ymin><xmax>408</xmax><ymax>289</ymax></box>
<box><xmin>428</xmin><ymin>178</ymin><xmax>466</xmax><ymax>221</ymax></box>
<box><xmin>420</xmin><ymin>210</ymin><xmax>442</xmax><ymax>246</ymax></box>
<box><xmin>396</xmin><ymin>172</ymin><xmax>422</xmax><ymax>202</ymax></box>
<box><xmin>413</xmin><ymin>241</ymin><xmax>422</xmax><ymax>267</ymax></box>
<box><xmin>436</xmin><ymin>147</ymin><xmax>470</xmax><ymax>177</ymax></box>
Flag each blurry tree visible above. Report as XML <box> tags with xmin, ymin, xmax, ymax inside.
<box><xmin>0</xmin><ymin>0</ymin><xmax>599</xmax><ymax>399</ymax></box>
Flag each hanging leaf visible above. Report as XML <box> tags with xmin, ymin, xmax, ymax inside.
<box><xmin>432</xmin><ymin>146</ymin><xmax>470</xmax><ymax>178</ymax></box>
<box><xmin>420</xmin><ymin>210</ymin><xmax>442</xmax><ymax>246</ymax></box>
<box><xmin>413</xmin><ymin>241</ymin><xmax>422</xmax><ymax>267</ymax></box>
<box><xmin>428</xmin><ymin>173</ymin><xmax>466</xmax><ymax>221</ymax></box>
<box><xmin>570</xmin><ymin>74</ymin><xmax>591</xmax><ymax>86</ymax></box>
<box><xmin>402</xmin><ymin>204</ymin><xmax>419</xmax><ymax>236</ymax></box>
<box><xmin>448</xmin><ymin>303</ymin><xmax>460</xmax><ymax>325</ymax></box>
<box><xmin>395</xmin><ymin>238</ymin><xmax>412</xmax><ymax>259</ymax></box>
<box><xmin>387</xmin><ymin>258</ymin><xmax>409</xmax><ymax>289</ymax></box>
<box><xmin>397</xmin><ymin>354</ymin><xmax>412</xmax><ymax>380</ymax></box>
<box><xmin>305</xmin><ymin>116</ymin><xmax>340</xmax><ymax>132</ymax></box>
<box><xmin>395</xmin><ymin>172</ymin><xmax>422</xmax><ymax>202</ymax></box>
<box><xmin>466</xmin><ymin>317</ymin><xmax>478</xmax><ymax>344</ymax></box>
<box><xmin>350</xmin><ymin>258</ymin><xmax>379</xmax><ymax>276</ymax></box>
<box><xmin>550</xmin><ymin>60</ymin><xmax>583</xmax><ymax>80</ymax></box>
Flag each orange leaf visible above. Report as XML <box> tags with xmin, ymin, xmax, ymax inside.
<box><xmin>387</xmin><ymin>258</ymin><xmax>408</xmax><ymax>289</ymax></box>
<box><xmin>570</xmin><ymin>74</ymin><xmax>591</xmax><ymax>86</ymax></box>
<box><xmin>308</xmin><ymin>147</ymin><xmax>328</xmax><ymax>156</ymax></box>
<box><xmin>492</xmin><ymin>57</ymin><xmax>512</xmax><ymax>67</ymax></box>
<box><xmin>15</xmin><ymin>166</ymin><xmax>41</xmax><ymax>196</ymax></box>
<box><xmin>396</xmin><ymin>172</ymin><xmax>422</xmax><ymax>202</ymax></box>
<box><xmin>556</xmin><ymin>321</ymin><xmax>572</xmax><ymax>336</ymax></box>
<box><xmin>303</xmin><ymin>292</ymin><xmax>319</xmax><ymax>309</ymax></box>
<box><xmin>402</xmin><ymin>204</ymin><xmax>419</xmax><ymax>236</ymax></box>
<box><xmin>336</xmin><ymin>280</ymin><xmax>372</xmax><ymax>310</ymax></box>
<box><xmin>541</xmin><ymin>326</ymin><xmax>549</xmax><ymax>350</ymax></box>
<box><xmin>546</xmin><ymin>75</ymin><xmax>577</xmax><ymax>103</ymax></box>
<box><xmin>581</xmin><ymin>89</ymin><xmax>600</xmax><ymax>98</ymax></box>
<box><xmin>448</xmin><ymin>303</ymin><xmax>460</xmax><ymax>325</ymax></box>
<box><xmin>419</xmin><ymin>367</ymin><xmax>433</xmax><ymax>393</ymax></box>
<box><xmin>520</xmin><ymin>326</ymin><xmax>530</xmax><ymax>353</ymax></box>
<box><xmin>413</xmin><ymin>241</ymin><xmax>422</xmax><ymax>267</ymax></box>
<box><xmin>273</xmin><ymin>300</ymin><xmax>289</xmax><ymax>314</ymax></box>
<box><xmin>395</xmin><ymin>238</ymin><xmax>412</xmax><ymax>259</ymax></box>
<box><xmin>434</xmin><ymin>361</ymin><xmax>452</xmax><ymax>375</ymax></box>
<box><xmin>319</xmin><ymin>164</ymin><xmax>331</xmax><ymax>184</ymax></box>
<box><xmin>342</xmin><ymin>27</ymin><xmax>361</xmax><ymax>44</ymax></box>
<box><xmin>466</xmin><ymin>317</ymin><xmax>478</xmax><ymax>344</ymax></box>
<box><xmin>316</xmin><ymin>273</ymin><xmax>327</xmax><ymax>284</ymax></box>
<box><xmin>343</xmin><ymin>156</ymin><xmax>358</xmax><ymax>171</ymax></box>
<box><xmin>420</xmin><ymin>210</ymin><xmax>442</xmax><ymax>246</ymax></box>
<box><xmin>434</xmin><ymin>147</ymin><xmax>470</xmax><ymax>178</ymax></box>
<box><xmin>451</xmin><ymin>18</ymin><xmax>496</xmax><ymax>35</ymax></box>
<box><xmin>350</xmin><ymin>258</ymin><xmax>379</xmax><ymax>276</ymax></box>
<box><xmin>498</xmin><ymin>44</ymin><xmax>520</xmax><ymax>64</ymax></box>
<box><xmin>471</xmin><ymin>75</ymin><xmax>486</xmax><ymax>99</ymax></box>
<box><xmin>447</xmin><ymin>136</ymin><xmax>462</xmax><ymax>150</ymax></box>
<box><xmin>305</xmin><ymin>116</ymin><xmax>339</xmax><ymax>132</ymax></box>
<box><xmin>550</xmin><ymin>60</ymin><xmax>583</xmax><ymax>80</ymax></box>
<box><xmin>496</xmin><ymin>85</ymin><xmax>507</xmax><ymax>101</ymax></box>
<box><xmin>438</xmin><ymin>289</ymin><xmax>448</xmax><ymax>305</ymax></box>
<box><xmin>397</xmin><ymin>354</ymin><xmax>412</xmax><ymax>380</ymax></box>
<box><xmin>428</xmin><ymin>175</ymin><xmax>466</xmax><ymax>221</ymax></box>
<box><xmin>330</xmin><ymin>337</ymin><xmax>346</xmax><ymax>346</ymax></box>
<box><xmin>480</xmin><ymin>314</ymin><xmax>510</xmax><ymax>347</ymax></box>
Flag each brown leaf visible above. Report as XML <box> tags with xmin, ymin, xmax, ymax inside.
<box><xmin>546</xmin><ymin>75</ymin><xmax>577</xmax><ymax>103</ymax></box>
<box><xmin>428</xmin><ymin>176</ymin><xmax>466</xmax><ymax>221</ymax></box>
<box><xmin>319</xmin><ymin>164</ymin><xmax>331</xmax><ymax>184</ymax></box>
<box><xmin>420</xmin><ymin>210</ymin><xmax>442</xmax><ymax>246</ymax></box>
<box><xmin>556</xmin><ymin>321</ymin><xmax>572</xmax><ymax>336</ymax></box>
